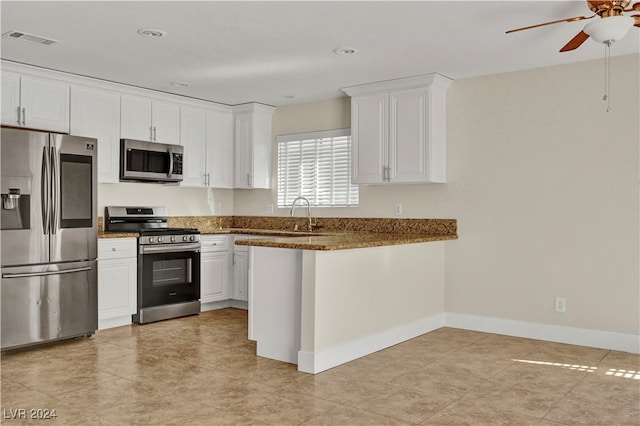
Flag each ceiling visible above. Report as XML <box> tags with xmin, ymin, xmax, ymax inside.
<box><xmin>2</xmin><ymin>1</ymin><xmax>639</xmax><ymax>107</ymax></box>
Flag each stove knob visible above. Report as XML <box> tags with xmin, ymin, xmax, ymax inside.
<box><xmin>148</xmin><ymin>237</ymin><xmax>155</xmax><ymax>244</ymax></box>
<box><xmin>158</xmin><ymin>236</ymin><xmax>164</xmax><ymax>243</ymax></box>
<box><xmin>190</xmin><ymin>235</ymin><xmax>196</xmax><ymax>242</ymax></box>
<box><xmin>182</xmin><ymin>236</ymin><xmax>188</xmax><ymax>242</ymax></box>
<box><xmin>170</xmin><ymin>236</ymin><xmax>176</xmax><ymax>242</ymax></box>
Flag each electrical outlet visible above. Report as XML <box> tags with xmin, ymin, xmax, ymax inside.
<box><xmin>265</xmin><ymin>204</ymin><xmax>274</xmax><ymax>214</ymax></box>
<box><xmin>395</xmin><ymin>203</ymin><xmax>403</xmax><ymax>216</ymax></box>
<box><xmin>555</xmin><ymin>297</ymin><xmax>566</xmax><ymax>313</ymax></box>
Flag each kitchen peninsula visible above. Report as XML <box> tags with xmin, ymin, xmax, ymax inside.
<box><xmin>233</xmin><ymin>216</ymin><xmax>457</xmax><ymax>374</ymax></box>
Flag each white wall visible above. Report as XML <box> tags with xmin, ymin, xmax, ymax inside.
<box><xmin>235</xmin><ymin>54</ymin><xmax>640</xmax><ymax>337</ymax></box>
<box><xmin>98</xmin><ymin>184</ymin><xmax>234</xmax><ymax>217</ymax></box>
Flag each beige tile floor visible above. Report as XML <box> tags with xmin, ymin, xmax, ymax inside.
<box><xmin>1</xmin><ymin>308</ymin><xmax>638</xmax><ymax>425</ymax></box>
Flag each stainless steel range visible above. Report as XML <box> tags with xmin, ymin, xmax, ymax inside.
<box><xmin>104</xmin><ymin>206</ymin><xmax>201</xmax><ymax>324</ymax></box>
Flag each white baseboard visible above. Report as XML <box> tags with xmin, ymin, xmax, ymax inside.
<box><xmin>297</xmin><ymin>313</ymin><xmax>445</xmax><ymax>374</ymax></box>
<box><xmin>445</xmin><ymin>312</ymin><xmax>640</xmax><ymax>354</ymax></box>
<box><xmin>297</xmin><ymin>312</ymin><xmax>639</xmax><ymax>374</ymax></box>
<box><xmin>201</xmin><ymin>300</ymin><xmax>248</xmax><ymax>312</ymax></box>
<box><xmin>98</xmin><ymin>315</ymin><xmax>132</xmax><ymax>330</ymax></box>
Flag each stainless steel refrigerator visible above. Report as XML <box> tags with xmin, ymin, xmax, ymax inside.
<box><xmin>1</xmin><ymin>128</ymin><xmax>98</xmax><ymax>350</ymax></box>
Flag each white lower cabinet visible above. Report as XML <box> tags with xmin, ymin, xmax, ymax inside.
<box><xmin>97</xmin><ymin>238</ymin><xmax>137</xmax><ymax>329</ymax></box>
<box><xmin>233</xmin><ymin>246</ymin><xmax>249</xmax><ymax>301</ymax></box>
<box><xmin>200</xmin><ymin>236</ymin><xmax>231</xmax><ymax>305</ymax></box>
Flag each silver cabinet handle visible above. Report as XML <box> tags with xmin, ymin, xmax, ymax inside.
<box><xmin>247</xmin><ymin>173</ymin><xmax>252</xmax><ymax>187</ymax></box>
<box><xmin>150</xmin><ymin>126</ymin><xmax>154</xmax><ymax>141</ymax></box>
<box><xmin>3</xmin><ymin>266</ymin><xmax>92</xmax><ymax>279</ymax></box>
<box><xmin>22</xmin><ymin>107</ymin><xmax>26</xmax><ymax>126</ymax></box>
<box><xmin>16</xmin><ymin>107</ymin><xmax>21</xmax><ymax>125</ymax></box>
<box><xmin>153</xmin><ymin>126</ymin><xmax>157</xmax><ymax>141</ymax></box>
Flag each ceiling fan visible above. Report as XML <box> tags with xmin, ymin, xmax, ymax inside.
<box><xmin>506</xmin><ymin>0</ymin><xmax>640</xmax><ymax>52</ymax></box>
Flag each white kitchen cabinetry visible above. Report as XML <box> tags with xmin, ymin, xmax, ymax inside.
<box><xmin>233</xmin><ymin>245</ymin><xmax>249</xmax><ymax>301</ymax></box>
<box><xmin>207</xmin><ymin>108</ymin><xmax>234</xmax><ymax>188</ymax></box>
<box><xmin>233</xmin><ymin>103</ymin><xmax>275</xmax><ymax>189</ymax></box>
<box><xmin>121</xmin><ymin>94</ymin><xmax>180</xmax><ymax>144</ymax></box>
<box><xmin>181</xmin><ymin>106</ymin><xmax>208</xmax><ymax>187</ymax></box>
<box><xmin>200</xmin><ymin>235</ymin><xmax>231</xmax><ymax>307</ymax></box>
<box><xmin>181</xmin><ymin>106</ymin><xmax>234</xmax><ymax>188</ymax></box>
<box><xmin>343</xmin><ymin>74</ymin><xmax>452</xmax><ymax>184</ymax></box>
<box><xmin>97</xmin><ymin>238</ymin><xmax>137</xmax><ymax>329</ymax></box>
<box><xmin>70</xmin><ymin>86</ymin><xmax>121</xmax><ymax>183</ymax></box>
<box><xmin>1</xmin><ymin>71</ymin><xmax>70</xmax><ymax>133</ymax></box>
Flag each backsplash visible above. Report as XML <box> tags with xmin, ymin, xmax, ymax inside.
<box><xmin>99</xmin><ymin>215</ymin><xmax>457</xmax><ymax>236</ymax></box>
<box><xmin>178</xmin><ymin>216</ymin><xmax>456</xmax><ymax>235</ymax></box>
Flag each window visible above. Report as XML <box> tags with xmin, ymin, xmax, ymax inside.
<box><xmin>277</xmin><ymin>128</ymin><xmax>359</xmax><ymax>208</ymax></box>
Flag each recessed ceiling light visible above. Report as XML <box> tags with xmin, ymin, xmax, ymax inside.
<box><xmin>137</xmin><ymin>28</ymin><xmax>167</xmax><ymax>38</ymax></box>
<box><xmin>171</xmin><ymin>81</ymin><xmax>191</xmax><ymax>88</ymax></box>
<box><xmin>284</xmin><ymin>94</ymin><xmax>296</xmax><ymax>99</ymax></box>
<box><xmin>333</xmin><ymin>48</ymin><xmax>357</xmax><ymax>55</ymax></box>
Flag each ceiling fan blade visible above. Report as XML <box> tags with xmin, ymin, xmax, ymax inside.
<box><xmin>506</xmin><ymin>14</ymin><xmax>595</xmax><ymax>34</ymax></box>
<box><xmin>559</xmin><ymin>31</ymin><xmax>590</xmax><ymax>52</ymax></box>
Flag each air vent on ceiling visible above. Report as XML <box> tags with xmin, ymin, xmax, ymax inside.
<box><xmin>3</xmin><ymin>30</ymin><xmax>59</xmax><ymax>46</ymax></box>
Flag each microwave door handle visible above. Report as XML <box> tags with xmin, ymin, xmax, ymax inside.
<box><xmin>41</xmin><ymin>146</ymin><xmax>50</xmax><ymax>235</ymax></box>
<box><xmin>167</xmin><ymin>147</ymin><xmax>174</xmax><ymax>178</ymax></box>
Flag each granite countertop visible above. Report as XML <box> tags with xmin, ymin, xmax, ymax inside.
<box><xmin>233</xmin><ymin>232</ymin><xmax>457</xmax><ymax>251</ymax></box>
<box><xmin>98</xmin><ymin>216</ymin><xmax>458</xmax><ymax>250</ymax></box>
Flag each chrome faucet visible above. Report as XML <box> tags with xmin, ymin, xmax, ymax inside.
<box><xmin>290</xmin><ymin>196</ymin><xmax>315</xmax><ymax>232</ymax></box>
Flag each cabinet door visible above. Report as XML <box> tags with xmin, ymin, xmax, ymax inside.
<box><xmin>1</xmin><ymin>71</ymin><xmax>21</xmax><ymax>126</ymax></box>
<box><xmin>233</xmin><ymin>250</ymin><xmax>249</xmax><ymax>301</ymax></box>
<box><xmin>201</xmin><ymin>251</ymin><xmax>230</xmax><ymax>303</ymax></box>
<box><xmin>20</xmin><ymin>76</ymin><xmax>70</xmax><ymax>133</ymax></box>
<box><xmin>251</xmin><ymin>109</ymin><xmax>272</xmax><ymax>189</ymax></box>
<box><xmin>207</xmin><ymin>109</ymin><xmax>234</xmax><ymax>188</ymax></box>
<box><xmin>98</xmin><ymin>257</ymin><xmax>137</xmax><ymax>321</ymax></box>
<box><xmin>234</xmin><ymin>112</ymin><xmax>252</xmax><ymax>189</ymax></box>
<box><xmin>180</xmin><ymin>106</ymin><xmax>207</xmax><ymax>187</ymax></box>
<box><xmin>121</xmin><ymin>95</ymin><xmax>152</xmax><ymax>140</ymax></box>
<box><xmin>70</xmin><ymin>86</ymin><xmax>121</xmax><ymax>183</ymax></box>
<box><xmin>389</xmin><ymin>87</ymin><xmax>429</xmax><ymax>183</ymax></box>
<box><xmin>351</xmin><ymin>94</ymin><xmax>387</xmax><ymax>184</ymax></box>
<box><xmin>152</xmin><ymin>100</ymin><xmax>181</xmax><ymax>145</ymax></box>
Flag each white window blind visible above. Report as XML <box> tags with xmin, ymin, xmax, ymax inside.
<box><xmin>277</xmin><ymin>128</ymin><xmax>359</xmax><ymax>208</ymax></box>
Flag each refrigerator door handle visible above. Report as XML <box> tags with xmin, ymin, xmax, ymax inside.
<box><xmin>41</xmin><ymin>146</ymin><xmax>50</xmax><ymax>234</ymax></box>
<box><xmin>50</xmin><ymin>146</ymin><xmax>59</xmax><ymax>234</ymax></box>
<box><xmin>2</xmin><ymin>266</ymin><xmax>92</xmax><ymax>279</ymax></box>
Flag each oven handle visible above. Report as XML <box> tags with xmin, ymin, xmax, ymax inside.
<box><xmin>139</xmin><ymin>243</ymin><xmax>201</xmax><ymax>255</ymax></box>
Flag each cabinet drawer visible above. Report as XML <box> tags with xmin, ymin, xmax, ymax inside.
<box><xmin>98</xmin><ymin>238</ymin><xmax>137</xmax><ymax>260</ymax></box>
<box><xmin>201</xmin><ymin>235</ymin><xmax>228</xmax><ymax>252</ymax></box>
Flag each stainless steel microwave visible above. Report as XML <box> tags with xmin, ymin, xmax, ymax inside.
<box><xmin>120</xmin><ymin>139</ymin><xmax>183</xmax><ymax>184</ymax></box>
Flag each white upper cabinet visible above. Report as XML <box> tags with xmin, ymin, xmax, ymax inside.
<box><xmin>207</xmin><ymin>108</ymin><xmax>234</xmax><ymax>188</ymax></box>
<box><xmin>343</xmin><ymin>74</ymin><xmax>452</xmax><ymax>184</ymax></box>
<box><xmin>70</xmin><ymin>86</ymin><xmax>121</xmax><ymax>183</ymax></box>
<box><xmin>121</xmin><ymin>95</ymin><xmax>180</xmax><ymax>145</ymax></box>
<box><xmin>1</xmin><ymin>71</ymin><xmax>70</xmax><ymax>133</ymax></box>
<box><xmin>180</xmin><ymin>105</ymin><xmax>208</xmax><ymax>187</ymax></box>
<box><xmin>180</xmin><ymin>105</ymin><xmax>234</xmax><ymax>188</ymax></box>
<box><xmin>233</xmin><ymin>103</ymin><xmax>275</xmax><ymax>189</ymax></box>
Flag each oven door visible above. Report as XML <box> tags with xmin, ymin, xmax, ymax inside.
<box><xmin>138</xmin><ymin>243</ymin><xmax>200</xmax><ymax>308</ymax></box>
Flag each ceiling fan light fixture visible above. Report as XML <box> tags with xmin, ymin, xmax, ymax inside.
<box><xmin>583</xmin><ymin>16</ymin><xmax>634</xmax><ymax>44</ymax></box>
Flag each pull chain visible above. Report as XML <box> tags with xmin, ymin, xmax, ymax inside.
<box><xmin>603</xmin><ymin>41</ymin><xmax>612</xmax><ymax>112</ymax></box>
